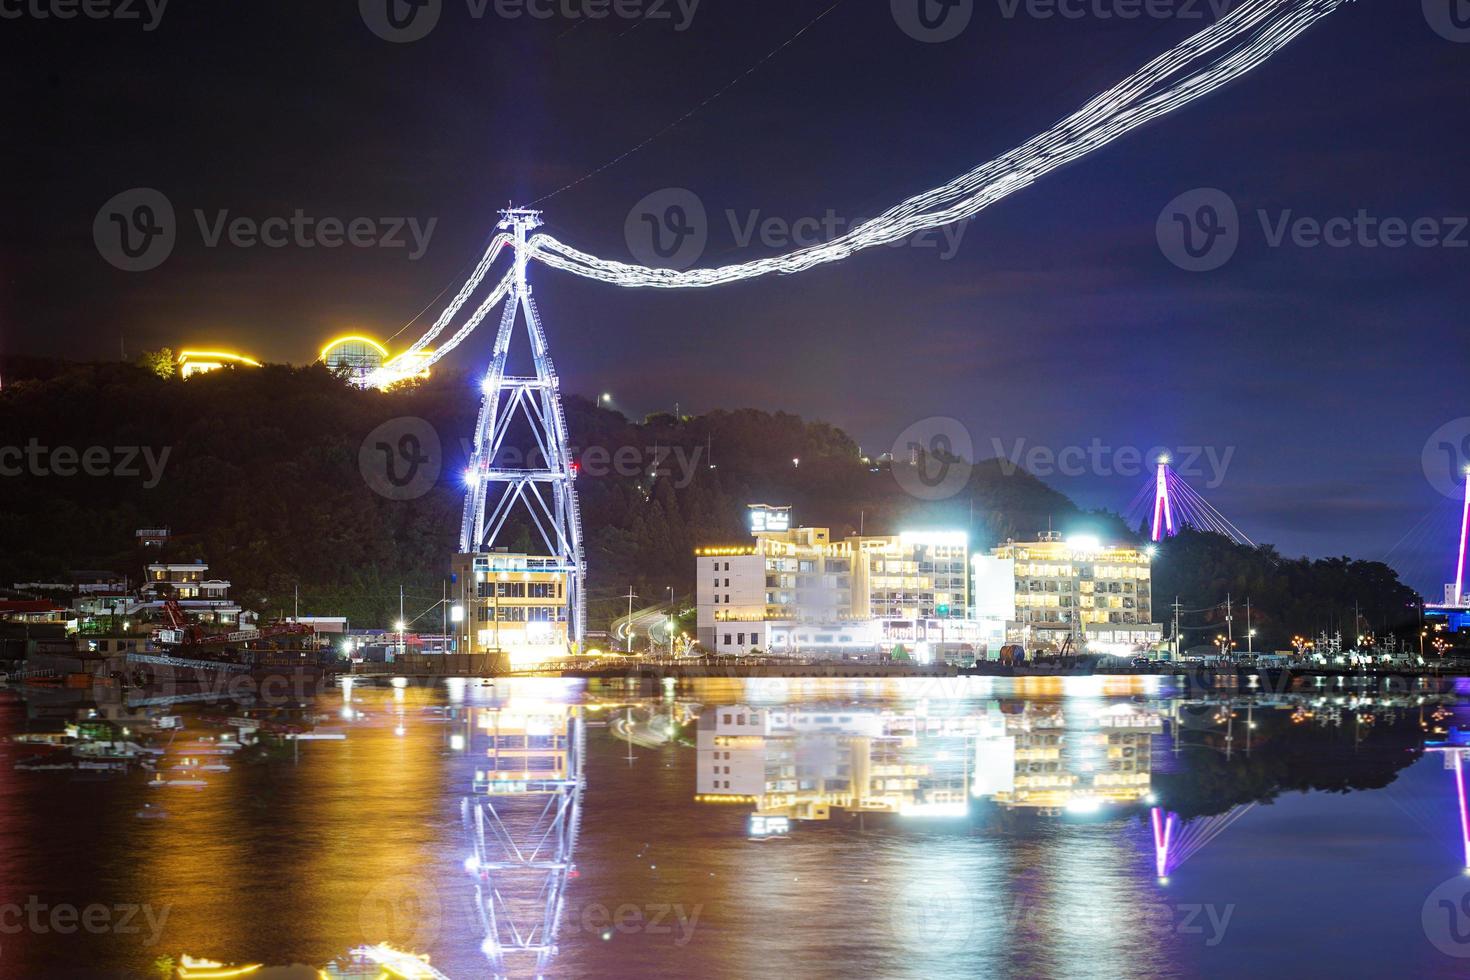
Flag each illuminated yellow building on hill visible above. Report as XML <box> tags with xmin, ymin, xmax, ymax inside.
<box><xmin>176</xmin><ymin>350</ymin><xmax>261</xmax><ymax>379</ymax></box>
<box><xmin>319</xmin><ymin>334</ymin><xmax>433</xmax><ymax>388</ymax></box>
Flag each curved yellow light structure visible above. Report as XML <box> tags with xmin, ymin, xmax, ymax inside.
<box><xmin>318</xmin><ymin>334</ymin><xmax>390</xmax><ymax>362</ymax></box>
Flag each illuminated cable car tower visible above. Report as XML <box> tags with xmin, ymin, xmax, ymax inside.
<box><xmin>460</xmin><ymin>209</ymin><xmax>586</xmax><ymax>652</ymax></box>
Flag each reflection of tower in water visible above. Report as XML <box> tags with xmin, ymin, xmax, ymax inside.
<box><xmin>462</xmin><ymin>698</ymin><xmax>585</xmax><ymax>978</ymax></box>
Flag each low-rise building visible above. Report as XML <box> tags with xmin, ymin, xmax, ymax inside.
<box><xmin>0</xmin><ymin>600</ymin><xmax>69</xmax><ymax>625</ymax></box>
<box><xmin>452</xmin><ymin>551</ymin><xmax>571</xmax><ymax>668</ymax></box>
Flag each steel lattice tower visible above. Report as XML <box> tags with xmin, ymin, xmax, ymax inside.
<box><xmin>460</xmin><ymin>209</ymin><xmax>586</xmax><ymax>650</ymax></box>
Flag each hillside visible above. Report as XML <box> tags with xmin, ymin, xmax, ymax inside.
<box><xmin>0</xmin><ymin>360</ymin><xmax>1422</xmax><ymax>646</ymax></box>
<box><xmin>0</xmin><ymin>360</ymin><xmax>1108</xmax><ymax>629</ymax></box>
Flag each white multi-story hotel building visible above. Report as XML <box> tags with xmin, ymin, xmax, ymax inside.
<box><xmin>971</xmin><ymin>532</ymin><xmax>1163</xmax><ymax>655</ymax></box>
<box><xmin>694</xmin><ymin>525</ymin><xmax>975</xmax><ymax>656</ymax></box>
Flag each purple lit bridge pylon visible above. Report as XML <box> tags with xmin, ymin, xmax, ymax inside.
<box><xmin>1128</xmin><ymin>455</ymin><xmax>1254</xmax><ymax>547</ymax></box>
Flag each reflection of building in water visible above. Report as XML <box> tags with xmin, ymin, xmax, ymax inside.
<box><xmin>463</xmin><ymin>699</ymin><xmax>584</xmax><ymax>978</ymax></box>
<box><xmin>996</xmin><ymin>702</ymin><xmax>1161</xmax><ymax>813</ymax></box>
<box><xmin>695</xmin><ymin>701</ymin><xmax>1161</xmax><ymax>821</ymax></box>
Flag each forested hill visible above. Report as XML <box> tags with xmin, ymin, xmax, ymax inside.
<box><xmin>0</xmin><ymin>360</ymin><xmax>1421</xmax><ymax>643</ymax></box>
<box><xmin>0</xmin><ymin>360</ymin><xmax>1108</xmax><ymax>628</ymax></box>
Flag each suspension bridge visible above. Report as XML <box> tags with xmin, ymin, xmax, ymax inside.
<box><xmin>1126</xmin><ymin>455</ymin><xmax>1256</xmax><ymax>547</ymax></box>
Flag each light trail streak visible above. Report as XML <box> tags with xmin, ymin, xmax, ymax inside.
<box><xmin>372</xmin><ymin>0</ymin><xmax>1354</xmax><ymax>377</ymax></box>
<box><xmin>526</xmin><ymin>0</ymin><xmax>1355</xmax><ymax>288</ymax></box>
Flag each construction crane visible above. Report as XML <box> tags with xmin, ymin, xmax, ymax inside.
<box><xmin>154</xmin><ymin>599</ymin><xmax>313</xmax><ymax>649</ymax></box>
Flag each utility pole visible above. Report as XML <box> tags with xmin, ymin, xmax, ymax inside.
<box><xmin>1245</xmin><ymin>598</ymin><xmax>1253</xmax><ymax>655</ymax></box>
<box><xmin>1225</xmin><ymin>593</ymin><xmax>1234</xmax><ymax>661</ymax></box>
<box><xmin>667</xmin><ymin>587</ymin><xmax>675</xmax><ymax>656</ymax></box>
<box><xmin>1172</xmin><ymin>597</ymin><xmax>1182</xmax><ymax>662</ymax></box>
<box><xmin>442</xmin><ymin>580</ymin><xmax>448</xmax><ymax>654</ymax></box>
<box><xmin>623</xmin><ymin>587</ymin><xmax>638</xmax><ymax>653</ymax></box>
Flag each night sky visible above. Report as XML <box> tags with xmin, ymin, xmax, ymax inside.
<box><xmin>4</xmin><ymin>1</ymin><xmax>1466</xmax><ymax>590</ymax></box>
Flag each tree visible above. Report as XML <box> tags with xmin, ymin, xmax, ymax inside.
<box><xmin>137</xmin><ymin>348</ymin><xmax>175</xmax><ymax>379</ymax></box>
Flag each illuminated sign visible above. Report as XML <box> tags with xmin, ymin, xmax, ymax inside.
<box><xmin>748</xmin><ymin>504</ymin><xmax>791</xmax><ymax>534</ymax></box>
<box><xmin>748</xmin><ymin>814</ymin><xmax>790</xmax><ymax>838</ymax></box>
